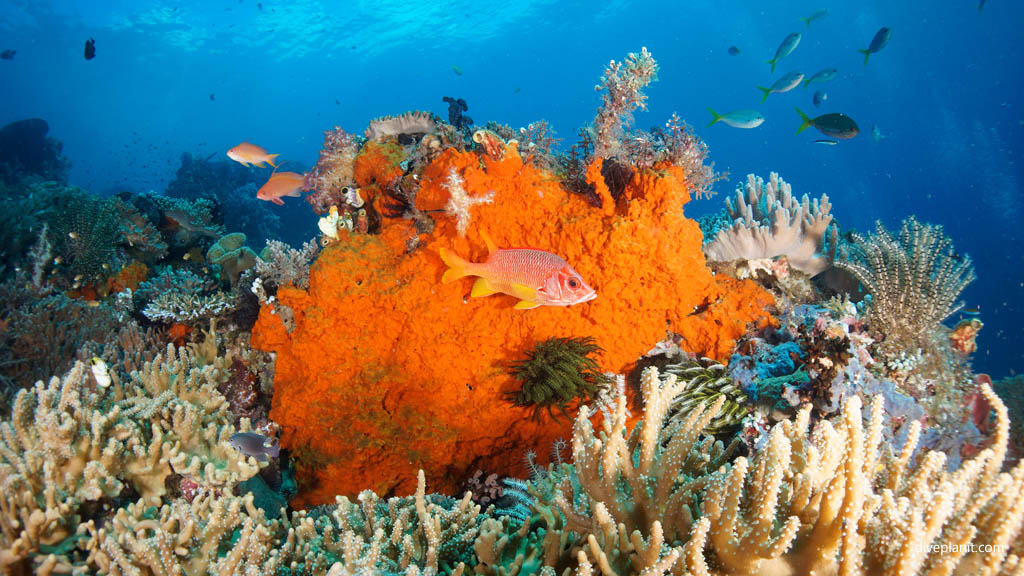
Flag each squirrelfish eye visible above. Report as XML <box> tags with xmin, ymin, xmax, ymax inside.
<box><xmin>568</xmin><ymin>278</ymin><xmax>580</xmax><ymax>289</ymax></box>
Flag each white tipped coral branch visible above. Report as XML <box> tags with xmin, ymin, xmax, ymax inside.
<box><xmin>443</xmin><ymin>168</ymin><xmax>494</xmax><ymax>237</ymax></box>
<box><xmin>704</xmin><ymin>171</ymin><xmax>837</xmax><ymax>276</ymax></box>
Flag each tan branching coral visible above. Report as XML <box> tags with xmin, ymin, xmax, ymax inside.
<box><xmin>0</xmin><ymin>335</ymin><xmax>259</xmax><ymax>572</ymax></box>
<box><xmin>680</xmin><ymin>386</ymin><xmax>1024</xmax><ymax>576</ymax></box>
<box><xmin>835</xmin><ymin>216</ymin><xmax>976</xmax><ymax>355</ymax></box>
<box><xmin>534</xmin><ymin>366</ymin><xmax>1023</xmax><ymax>576</ymax></box>
<box><xmin>704</xmin><ymin>172</ymin><xmax>837</xmax><ymax>276</ymax></box>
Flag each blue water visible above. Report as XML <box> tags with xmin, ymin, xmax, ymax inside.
<box><xmin>1</xmin><ymin>0</ymin><xmax>1021</xmax><ymax>377</ymax></box>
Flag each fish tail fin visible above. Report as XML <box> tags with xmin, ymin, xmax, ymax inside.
<box><xmin>706</xmin><ymin>107</ymin><xmax>723</xmax><ymax>127</ymax></box>
<box><xmin>858</xmin><ymin>48</ymin><xmax>870</xmax><ymax>66</ymax></box>
<box><xmin>757</xmin><ymin>86</ymin><xmax>771</xmax><ymax>103</ymax></box>
<box><xmin>267</xmin><ymin>153</ymin><xmax>281</xmax><ymax>168</ymax></box>
<box><xmin>766</xmin><ymin>58</ymin><xmax>777</xmax><ymax>74</ymax></box>
<box><xmin>795</xmin><ymin>107</ymin><xmax>813</xmax><ymax>134</ymax></box>
<box><xmin>800</xmin><ymin>17</ymin><xmax>811</xmax><ymax>28</ymax></box>
<box><xmin>439</xmin><ymin>248</ymin><xmax>472</xmax><ymax>284</ymax></box>
<box><xmin>802</xmin><ymin>78</ymin><xmax>810</xmax><ymax>88</ymax></box>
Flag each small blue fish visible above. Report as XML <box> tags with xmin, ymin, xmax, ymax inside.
<box><xmin>804</xmin><ymin>68</ymin><xmax>838</xmax><ymax>88</ymax></box>
<box><xmin>758</xmin><ymin>71</ymin><xmax>804</xmax><ymax>102</ymax></box>
<box><xmin>230</xmin><ymin>432</ymin><xmax>280</xmax><ymax>462</ymax></box>
<box><xmin>858</xmin><ymin>27</ymin><xmax>891</xmax><ymax>66</ymax></box>
<box><xmin>801</xmin><ymin>9</ymin><xmax>828</xmax><ymax>28</ymax></box>
<box><xmin>728</xmin><ymin>45</ymin><xmax>741</xmax><ymax>56</ymax></box>
<box><xmin>813</xmin><ymin>139</ymin><xmax>838</xmax><ymax>146</ymax></box>
<box><xmin>962</xmin><ymin>307</ymin><xmax>981</xmax><ymax>316</ymax></box>
<box><xmin>813</xmin><ymin>90</ymin><xmax>828</xmax><ymax>108</ymax></box>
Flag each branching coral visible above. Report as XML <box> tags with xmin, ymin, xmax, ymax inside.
<box><xmin>509</xmin><ymin>336</ymin><xmax>612</xmax><ymax>419</ymax></box>
<box><xmin>704</xmin><ymin>172</ymin><xmax>837</xmax><ymax>276</ymax></box>
<box><xmin>0</xmin><ymin>334</ymin><xmax>261</xmax><ymax>572</ymax></box>
<box><xmin>137</xmin><ymin>267</ymin><xmax>235</xmax><ymax>324</ymax></box>
<box><xmin>835</xmin><ymin>216</ymin><xmax>976</xmax><ymax>356</ymax></box>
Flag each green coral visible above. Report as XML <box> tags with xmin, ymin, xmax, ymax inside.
<box><xmin>509</xmin><ymin>336</ymin><xmax>611</xmax><ymax>418</ymax></box>
<box><xmin>664</xmin><ymin>357</ymin><xmax>749</xmax><ymax>433</ymax></box>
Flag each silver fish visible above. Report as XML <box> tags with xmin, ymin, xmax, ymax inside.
<box><xmin>758</xmin><ymin>71</ymin><xmax>804</xmax><ymax>102</ymax></box>
<box><xmin>767</xmin><ymin>32</ymin><xmax>801</xmax><ymax>74</ymax></box>
<box><xmin>230</xmin><ymin>432</ymin><xmax>280</xmax><ymax>462</ymax></box>
<box><xmin>804</xmin><ymin>68</ymin><xmax>838</xmax><ymax>88</ymax></box>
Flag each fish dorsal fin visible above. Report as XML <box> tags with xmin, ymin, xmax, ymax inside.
<box><xmin>480</xmin><ymin>229</ymin><xmax>498</xmax><ymax>255</ymax></box>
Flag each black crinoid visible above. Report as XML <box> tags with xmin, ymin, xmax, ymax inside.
<box><xmin>508</xmin><ymin>336</ymin><xmax>612</xmax><ymax>419</ymax></box>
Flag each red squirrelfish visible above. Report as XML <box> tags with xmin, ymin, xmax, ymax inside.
<box><xmin>227</xmin><ymin>141</ymin><xmax>280</xmax><ymax>168</ymax></box>
<box><xmin>439</xmin><ymin>232</ymin><xmax>596</xmax><ymax>309</ymax></box>
<box><xmin>257</xmin><ymin>171</ymin><xmax>306</xmax><ymax>205</ymax></box>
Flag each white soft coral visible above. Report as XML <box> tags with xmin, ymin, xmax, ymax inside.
<box><xmin>443</xmin><ymin>168</ymin><xmax>494</xmax><ymax>237</ymax></box>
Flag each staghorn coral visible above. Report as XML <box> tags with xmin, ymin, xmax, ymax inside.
<box><xmin>836</xmin><ymin>216</ymin><xmax>976</xmax><ymax>357</ymax></box>
<box><xmin>252</xmin><ymin>146</ymin><xmax>773</xmax><ymax>505</ymax></box>
<box><xmin>508</xmin><ymin>336</ymin><xmax>612</xmax><ymax>419</ymax></box>
<box><xmin>536</xmin><ymin>366</ymin><xmax>1024</xmax><ymax>575</ymax></box>
<box><xmin>591</xmin><ymin>47</ymin><xmax>658</xmax><ymax>159</ymax></box>
<box><xmin>0</xmin><ymin>333</ymin><xmax>261</xmax><ymax>572</ymax></box>
<box><xmin>704</xmin><ymin>172</ymin><xmax>838</xmax><ymax>276</ymax></box>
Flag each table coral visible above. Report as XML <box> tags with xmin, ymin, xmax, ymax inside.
<box><xmin>252</xmin><ymin>146</ymin><xmax>773</xmax><ymax>505</ymax></box>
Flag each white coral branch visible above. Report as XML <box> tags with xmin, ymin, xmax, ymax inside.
<box><xmin>443</xmin><ymin>168</ymin><xmax>494</xmax><ymax>237</ymax></box>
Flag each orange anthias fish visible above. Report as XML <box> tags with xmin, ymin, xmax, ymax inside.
<box><xmin>257</xmin><ymin>171</ymin><xmax>306</xmax><ymax>205</ymax></box>
<box><xmin>439</xmin><ymin>233</ymin><xmax>596</xmax><ymax>310</ymax></box>
<box><xmin>227</xmin><ymin>141</ymin><xmax>280</xmax><ymax>168</ymax></box>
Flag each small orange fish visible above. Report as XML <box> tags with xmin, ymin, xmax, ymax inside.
<box><xmin>440</xmin><ymin>232</ymin><xmax>596</xmax><ymax>309</ymax></box>
<box><xmin>257</xmin><ymin>171</ymin><xmax>306</xmax><ymax>205</ymax></box>
<box><xmin>227</xmin><ymin>141</ymin><xmax>280</xmax><ymax>168</ymax></box>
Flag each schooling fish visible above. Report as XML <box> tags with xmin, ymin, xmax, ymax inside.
<box><xmin>707</xmin><ymin>108</ymin><xmax>765</xmax><ymax>129</ymax></box>
<box><xmin>796</xmin><ymin>108</ymin><xmax>859</xmax><ymax>139</ymax></box>
<box><xmin>804</xmin><ymin>67</ymin><xmax>838</xmax><ymax>88</ymax></box>
<box><xmin>0</xmin><ymin>49</ymin><xmax>15</xmax><ymax>60</ymax></box>
<box><xmin>767</xmin><ymin>32</ymin><xmax>801</xmax><ymax>74</ymax></box>
<box><xmin>728</xmin><ymin>45</ymin><xmax>741</xmax><ymax>56</ymax></box>
<box><xmin>439</xmin><ymin>232</ymin><xmax>596</xmax><ymax>310</ymax></box>
<box><xmin>257</xmin><ymin>171</ymin><xmax>306</xmax><ymax>206</ymax></box>
<box><xmin>813</xmin><ymin>90</ymin><xmax>827</xmax><ymax>108</ymax></box>
<box><xmin>858</xmin><ymin>27</ymin><xmax>891</xmax><ymax>66</ymax></box>
<box><xmin>227</xmin><ymin>141</ymin><xmax>280</xmax><ymax>168</ymax></box>
<box><xmin>800</xmin><ymin>9</ymin><xmax>828</xmax><ymax>27</ymax></box>
<box><xmin>757</xmin><ymin>71</ymin><xmax>804</xmax><ymax>102</ymax></box>
<box><xmin>84</xmin><ymin>37</ymin><xmax>96</xmax><ymax>60</ymax></box>
<box><xmin>229</xmin><ymin>432</ymin><xmax>280</xmax><ymax>462</ymax></box>
<box><xmin>872</xmin><ymin>124</ymin><xmax>887</xmax><ymax>142</ymax></box>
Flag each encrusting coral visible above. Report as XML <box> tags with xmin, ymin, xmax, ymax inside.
<box><xmin>253</xmin><ymin>143</ymin><xmax>774</xmax><ymax>505</ymax></box>
<box><xmin>704</xmin><ymin>172</ymin><xmax>837</xmax><ymax>276</ymax></box>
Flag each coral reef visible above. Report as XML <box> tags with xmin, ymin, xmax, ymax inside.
<box><xmin>704</xmin><ymin>172</ymin><xmax>838</xmax><ymax>276</ymax></box>
<box><xmin>252</xmin><ymin>238</ymin><xmax>320</xmax><ymax>291</ymax></box>
<box><xmin>0</xmin><ymin>118</ymin><xmax>70</xmax><ymax>186</ymax></box>
<box><xmin>0</xmin><ymin>332</ymin><xmax>261</xmax><ymax>572</ymax></box>
<box><xmin>836</xmin><ymin>216</ymin><xmax>976</xmax><ymax>357</ymax></box>
<box><xmin>364</xmin><ymin>111</ymin><xmax>439</xmax><ymax>141</ymax></box>
<box><xmin>252</xmin><ymin>143</ymin><xmax>774</xmax><ymax>505</ymax></box>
